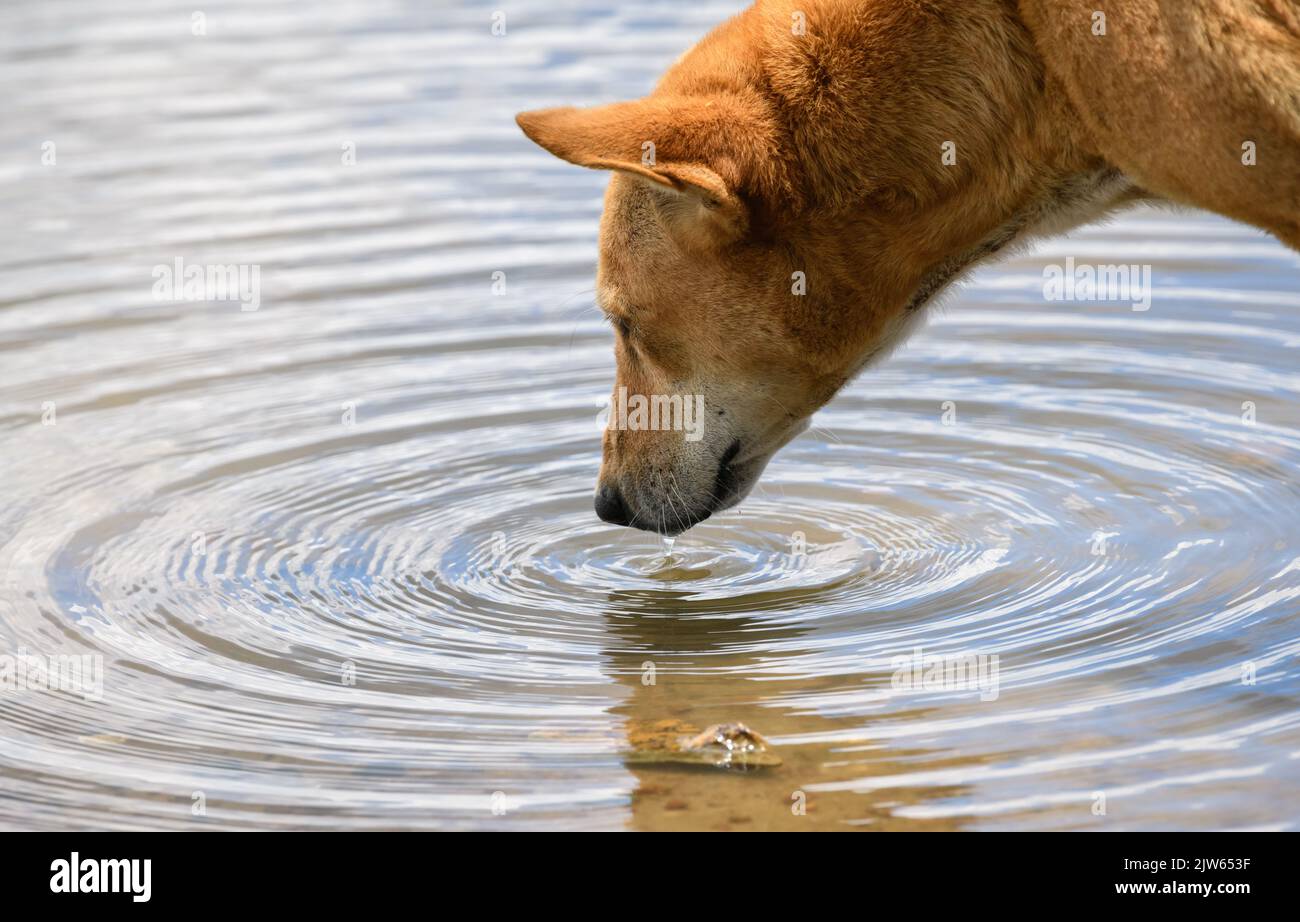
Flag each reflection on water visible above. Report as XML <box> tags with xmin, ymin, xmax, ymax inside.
<box><xmin>603</xmin><ymin>592</ymin><xmax>965</xmax><ymax>830</ymax></box>
<box><xmin>1</xmin><ymin>0</ymin><xmax>1299</xmax><ymax>830</ymax></box>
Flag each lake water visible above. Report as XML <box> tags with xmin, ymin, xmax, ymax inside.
<box><xmin>1</xmin><ymin>0</ymin><xmax>1298</xmax><ymax>830</ymax></box>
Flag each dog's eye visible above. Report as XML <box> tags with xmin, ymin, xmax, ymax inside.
<box><xmin>611</xmin><ymin>315</ymin><xmax>632</xmax><ymax>340</ymax></box>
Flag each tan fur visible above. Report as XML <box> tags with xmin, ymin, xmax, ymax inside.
<box><xmin>517</xmin><ymin>0</ymin><xmax>1300</xmax><ymax>534</ymax></box>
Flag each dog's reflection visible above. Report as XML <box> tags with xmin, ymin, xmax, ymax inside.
<box><xmin>601</xmin><ymin>588</ymin><xmax>967</xmax><ymax>831</ymax></box>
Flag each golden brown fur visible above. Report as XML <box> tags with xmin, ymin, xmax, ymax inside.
<box><xmin>517</xmin><ymin>0</ymin><xmax>1300</xmax><ymax>534</ymax></box>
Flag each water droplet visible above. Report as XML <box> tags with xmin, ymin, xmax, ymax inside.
<box><xmin>661</xmin><ymin>536</ymin><xmax>676</xmax><ymax>560</ymax></box>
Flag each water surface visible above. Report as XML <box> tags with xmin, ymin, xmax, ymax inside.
<box><xmin>2</xmin><ymin>0</ymin><xmax>1299</xmax><ymax>830</ymax></box>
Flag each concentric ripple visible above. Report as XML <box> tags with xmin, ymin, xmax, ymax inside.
<box><xmin>1</xmin><ymin>0</ymin><xmax>1299</xmax><ymax>830</ymax></box>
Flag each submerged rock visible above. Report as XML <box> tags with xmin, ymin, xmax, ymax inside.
<box><xmin>625</xmin><ymin>720</ymin><xmax>782</xmax><ymax>770</ymax></box>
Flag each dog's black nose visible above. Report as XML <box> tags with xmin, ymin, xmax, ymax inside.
<box><xmin>594</xmin><ymin>484</ymin><xmax>630</xmax><ymax>526</ymax></box>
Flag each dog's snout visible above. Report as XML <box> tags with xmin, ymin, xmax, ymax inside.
<box><xmin>594</xmin><ymin>439</ymin><xmax>747</xmax><ymax>533</ymax></box>
<box><xmin>594</xmin><ymin>484</ymin><xmax>630</xmax><ymax>526</ymax></box>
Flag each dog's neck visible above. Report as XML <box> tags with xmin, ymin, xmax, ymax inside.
<box><xmin>648</xmin><ymin>0</ymin><xmax>1138</xmax><ymax>384</ymax></box>
<box><xmin>741</xmin><ymin>0</ymin><xmax>1133</xmax><ymax>372</ymax></box>
<box><xmin>899</xmin><ymin>166</ymin><xmax>1135</xmax><ymax>313</ymax></box>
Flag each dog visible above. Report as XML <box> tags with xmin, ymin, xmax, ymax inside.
<box><xmin>517</xmin><ymin>0</ymin><xmax>1300</xmax><ymax>534</ymax></box>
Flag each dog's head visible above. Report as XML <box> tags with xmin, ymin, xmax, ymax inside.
<box><xmin>516</xmin><ymin>3</ymin><xmax>1063</xmax><ymax>533</ymax></box>
<box><xmin>519</xmin><ymin>95</ymin><xmax>903</xmax><ymax>534</ymax></box>
<box><xmin>520</xmin><ymin>98</ymin><xmax>832</xmax><ymax>533</ymax></box>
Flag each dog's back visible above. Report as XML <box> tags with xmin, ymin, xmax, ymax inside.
<box><xmin>1020</xmin><ymin>0</ymin><xmax>1300</xmax><ymax>248</ymax></box>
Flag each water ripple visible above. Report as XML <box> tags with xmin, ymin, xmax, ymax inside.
<box><xmin>1</xmin><ymin>0</ymin><xmax>1298</xmax><ymax>830</ymax></box>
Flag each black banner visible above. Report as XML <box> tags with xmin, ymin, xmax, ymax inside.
<box><xmin>1</xmin><ymin>832</ymin><xmax>1283</xmax><ymax>906</ymax></box>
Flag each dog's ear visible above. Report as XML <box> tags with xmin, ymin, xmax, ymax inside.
<box><xmin>516</xmin><ymin>99</ymin><xmax>750</xmax><ymax>244</ymax></box>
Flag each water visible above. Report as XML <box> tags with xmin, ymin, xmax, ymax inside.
<box><xmin>1</xmin><ymin>0</ymin><xmax>1299</xmax><ymax>831</ymax></box>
